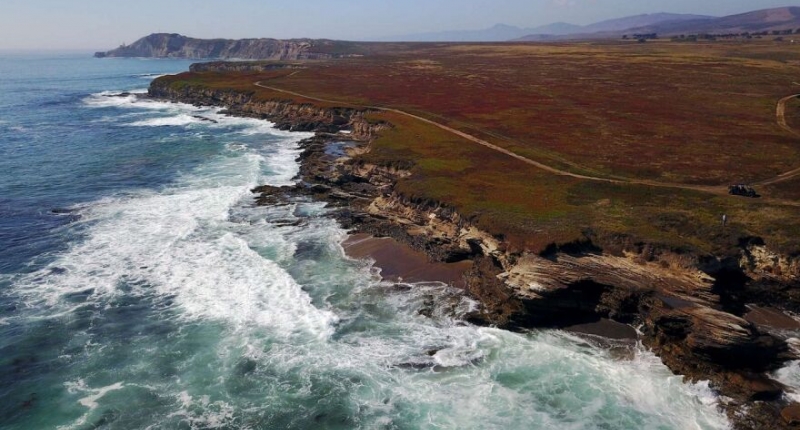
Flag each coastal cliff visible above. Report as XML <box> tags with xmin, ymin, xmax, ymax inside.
<box><xmin>149</xmin><ymin>78</ymin><xmax>386</xmax><ymax>137</ymax></box>
<box><xmin>95</xmin><ymin>33</ymin><xmax>356</xmax><ymax>60</ymax></box>
<box><xmin>148</xmin><ymin>76</ymin><xmax>800</xmax><ymax>429</ymax></box>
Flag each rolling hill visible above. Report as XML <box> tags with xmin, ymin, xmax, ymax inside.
<box><xmin>379</xmin><ymin>13</ymin><xmax>711</xmax><ymax>42</ymax></box>
<box><xmin>516</xmin><ymin>7</ymin><xmax>800</xmax><ymax>41</ymax></box>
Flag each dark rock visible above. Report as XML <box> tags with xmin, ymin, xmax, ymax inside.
<box><xmin>464</xmin><ymin>256</ymin><xmax>525</xmax><ymax>327</ymax></box>
<box><xmin>724</xmin><ymin>373</ymin><xmax>784</xmax><ymax>401</ymax></box>
<box><xmin>273</xmin><ymin>219</ymin><xmax>305</xmax><ymax>227</ymax></box>
<box><xmin>652</xmin><ymin>314</ymin><xmax>693</xmax><ymax>340</ymax></box>
<box><xmin>191</xmin><ymin>115</ymin><xmax>218</xmax><ymax>123</ymax></box>
<box><xmin>252</xmin><ymin>185</ymin><xmax>298</xmax><ymax>206</ymax></box>
<box><xmin>782</xmin><ymin>403</ymin><xmax>800</xmax><ymax>425</ymax></box>
<box><xmin>309</xmin><ymin>184</ymin><xmax>331</xmax><ymax>194</ymax></box>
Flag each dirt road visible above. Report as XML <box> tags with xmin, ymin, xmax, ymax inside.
<box><xmin>254</xmin><ymin>81</ymin><xmax>800</xmax><ymax>204</ymax></box>
<box><xmin>776</xmin><ymin>94</ymin><xmax>799</xmax><ymax>136</ymax></box>
<box><xmin>754</xmin><ymin>94</ymin><xmax>800</xmax><ymax>187</ymax></box>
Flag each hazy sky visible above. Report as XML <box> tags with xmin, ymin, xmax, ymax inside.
<box><xmin>0</xmin><ymin>0</ymin><xmax>796</xmax><ymax>50</ymax></box>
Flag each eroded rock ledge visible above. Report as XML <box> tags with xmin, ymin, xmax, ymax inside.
<box><xmin>149</xmin><ymin>77</ymin><xmax>800</xmax><ymax>429</ymax></box>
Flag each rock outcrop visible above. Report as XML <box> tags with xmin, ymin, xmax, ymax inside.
<box><xmin>95</xmin><ymin>33</ymin><xmax>355</xmax><ymax>60</ymax></box>
<box><xmin>149</xmin><ymin>74</ymin><xmax>800</xmax><ymax>429</ymax></box>
<box><xmin>148</xmin><ymin>79</ymin><xmax>388</xmax><ymax>137</ymax></box>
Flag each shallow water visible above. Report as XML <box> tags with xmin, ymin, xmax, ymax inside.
<box><xmin>0</xmin><ymin>53</ymin><xmax>731</xmax><ymax>429</ymax></box>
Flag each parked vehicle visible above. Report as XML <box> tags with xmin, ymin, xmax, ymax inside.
<box><xmin>728</xmin><ymin>184</ymin><xmax>759</xmax><ymax>198</ymax></box>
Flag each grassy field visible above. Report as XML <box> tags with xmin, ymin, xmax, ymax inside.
<box><xmin>157</xmin><ymin>40</ymin><xmax>800</xmax><ymax>254</ymax></box>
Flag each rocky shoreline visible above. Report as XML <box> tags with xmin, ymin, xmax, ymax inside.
<box><xmin>149</xmin><ymin>78</ymin><xmax>800</xmax><ymax>429</ymax></box>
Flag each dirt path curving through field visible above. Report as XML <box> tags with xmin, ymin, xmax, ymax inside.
<box><xmin>776</xmin><ymin>94</ymin><xmax>800</xmax><ymax>136</ymax></box>
<box><xmin>754</xmin><ymin>94</ymin><xmax>800</xmax><ymax>187</ymax></box>
<box><xmin>254</xmin><ymin>81</ymin><xmax>800</xmax><ymax>205</ymax></box>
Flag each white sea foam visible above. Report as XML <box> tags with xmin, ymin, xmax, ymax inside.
<box><xmin>200</xmin><ymin>110</ymin><xmax>313</xmax><ymax>141</ymax></box>
<box><xmin>260</xmin><ymin>138</ymin><xmax>305</xmax><ymax>186</ymax></box>
<box><xmin>86</xmin><ymin>88</ymin><xmax>310</xmax><ymax>187</ymax></box>
<box><xmin>74</xmin><ymin>381</ymin><xmax>126</xmax><ymax>409</ymax></box>
<box><xmin>598</xmin><ymin>339</ymin><xmax>729</xmax><ymax>428</ymax></box>
<box><xmin>83</xmin><ymin>88</ymin><xmax>318</xmax><ymax>141</ymax></box>
<box><xmin>14</xmin><ymin>132</ymin><xmax>334</xmax><ymax>340</ymax></box>
<box><xmin>241</xmin><ymin>310</ymin><xmax>730</xmax><ymax>429</ymax></box>
<box><xmin>226</xmin><ymin>143</ymin><xmax>247</xmax><ymax>151</ymax></box>
<box><xmin>396</xmin><ymin>329</ymin><xmax>730</xmax><ymax>429</ymax></box>
<box><xmin>127</xmin><ymin>114</ymin><xmax>202</xmax><ymax>127</ymax></box>
<box><xmin>773</xmin><ymin>359</ymin><xmax>800</xmax><ymax>402</ymax></box>
<box><xmin>223</xmin><ymin>225</ymin><xmax>730</xmax><ymax>429</ymax></box>
<box><xmin>165</xmin><ymin>391</ymin><xmax>236</xmax><ymax>429</ymax></box>
<box><xmin>82</xmin><ymin>90</ymin><xmax>148</xmax><ymax>108</ymax></box>
<box><xmin>59</xmin><ymin>380</ymin><xmax>126</xmax><ymax>429</ymax></box>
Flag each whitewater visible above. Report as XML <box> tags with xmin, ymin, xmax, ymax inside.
<box><xmin>0</xmin><ymin>52</ymin><xmax>736</xmax><ymax>429</ymax></box>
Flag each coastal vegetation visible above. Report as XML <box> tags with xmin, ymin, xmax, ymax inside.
<box><xmin>155</xmin><ymin>40</ymin><xmax>800</xmax><ymax>255</ymax></box>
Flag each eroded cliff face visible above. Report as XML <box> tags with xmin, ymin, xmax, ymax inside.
<box><xmin>742</xmin><ymin>242</ymin><xmax>800</xmax><ymax>280</ymax></box>
<box><xmin>149</xmin><ymin>77</ymin><xmax>800</xmax><ymax>429</ymax></box>
<box><xmin>342</xmin><ymin>186</ymin><xmax>800</xmax><ymax>429</ymax></box>
<box><xmin>95</xmin><ymin>33</ymin><xmax>343</xmax><ymax>60</ymax></box>
<box><xmin>148</xmin><ymin>79</ymin><xmax>388</xmax><ymax>138</ymax></box>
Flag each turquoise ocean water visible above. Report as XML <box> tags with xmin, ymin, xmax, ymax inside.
<box><xmin>0</xmin><ymin>52</ymin><xmax>731</xmax><ymax>429</ymax></box>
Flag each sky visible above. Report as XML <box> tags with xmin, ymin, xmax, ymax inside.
<box><xmin>0</xmin><ymin>0</ymin><xmax>796</xmax><ymax>50</ymax></box>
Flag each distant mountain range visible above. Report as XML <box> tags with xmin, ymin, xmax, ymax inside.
<box><xmin>517</xmin><ymin>7</ymin><xmax>800</xmax><ymax>41</ymax></box>
<box><xmin>95</xmin><ymin>7</ymin><xmax>800</xmax><ymax>60</ymax></box>
<box><xmin>381</xmin><ymin>7</ymin><xmax>800</xmax><ymax>43</ymax></box>
<box><xmin>380</xmin><ymin>13</ymin><xmax>714</xmax><ymax>42</ymax></box>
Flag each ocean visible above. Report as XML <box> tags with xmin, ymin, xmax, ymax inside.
<box><xmin>0</xmin><ymin>52</ymin><xmax>731</xmax><ymax>429</ymax></box>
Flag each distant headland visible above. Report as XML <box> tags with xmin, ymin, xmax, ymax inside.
<box><xmin>94</xmin><ymin>33</ymin><xmax>363</xmax><ymax>60</ymax></box>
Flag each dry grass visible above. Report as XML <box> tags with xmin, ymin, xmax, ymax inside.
<box><xmin>155</xmin><ymin>40</ymin><xmax>800</xmax><ymax>254</ymax></box>
<box><xmin>259</xmin><ymin>41</ymin><xmax>800</xmax><ymax>185</ymax></box>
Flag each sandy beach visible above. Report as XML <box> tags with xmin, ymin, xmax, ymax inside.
<box><xmin>342</xmin><ymin>233</ymin><xmax>472</xmax><ymax>288</ymax></box>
